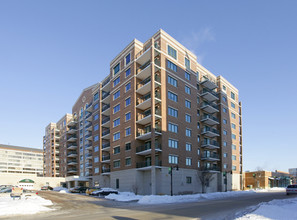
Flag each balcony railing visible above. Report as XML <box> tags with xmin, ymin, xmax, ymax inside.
<box><xmin>201</xmin><ymin>102</ymin><xmax>219</xmax><ymax>110</ymax></box>
<box><xmin>86</xmin><ymin>153</ymin><xmax>92</xmax><ymax>158</ymax></box>
<box><xmin>102</xmin><ymin>77</ymin><xmax>110</xmax><ymax>88</ymax></box>
<box><xmin>137</xmin><ymin>77</ymin><xmax>151</xmax><ymax>90</ymax></box>
<box><xmin>202</xmin><ymin>115</ymin><xmax>219</xmax><ymax>123</ymax></box>
<box><xmin>102</xmin><ymin>168</ymin><xmax>110</xmax><ymax>173</ymax></box>
<box><xmin>67</xmin><ymin>151</ymin><xmax>77</xmax><ymax>156</ymax></box>
<box><xmin>137</xmin><ymin>109</ymin><xmax>151</xmax><ymax>121</ymax></box>
<box><xmin>202</xmin><ymin>127</ymin><xmax>219</xmax><ymax>135</ymax></box>
<box><xmin>102</xmin><ymin>104</ymin><xmax>110</xmax><ymax>112</ymax></box>
<box><xmin>136</xmin><ymin>160</ymin><xmax>162</xmax><ymax>168</ymax></box>
<box><xmin>102</xmin><ymin>155</ymin><xmax>110</xmax><ymax>161</ymax></box>
<box><xmin>202</xmin><ymin>140</ymin><xmax>220</xmax><ymax>147</ymax></box>
<box><xmin>102</xmin><ymin>92</ymin><xmax>110</xmax><ymax>100</ymax></box>
<box><xmin>202</xmin><ymin>166</ymin><xmax>220</xmax><ymax>172</ymax></box>
<box><xmin>102</xmin><ymin>143</ymin><xmax>110</xmax><ymax>149</ymax></box>
<box><xmin>202</xmin><ymin>88</ymin><xmax>219</xmax><ymax>98</ymax></box>
<box><xmin>136</xmin><ymin>143</ymin><xmax>151</xmax><ymax>153</ymax></box>
<box><xmin>102</xmin><ymin>117</ymin><xmax>110</xmax><ymax>125</ymax></box>
<box><xmin>102</xmin><ymin>129</ymin><xmax>110</xmax><ymax>136</ymax></box>
<box><xmin>137</xmin><ymin>93</ymin><xmax>151</xmax><ymax>105</ymax></box>
<box><xmin>202</xmin><ymin>153</ymin><xmax>220</xmax><ymax>160</ymax></box>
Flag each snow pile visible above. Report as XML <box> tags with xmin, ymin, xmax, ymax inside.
<box><xmin>59</xmin><ymin>190</ymin><xmax>69</xmax><ymax>194</ymax></box>
<box><xmin>0</xmin><ymin>194</ymin><xmax>53</xmax><ymax>216</ymax></box>
<box><xmin>53</xmin><ymin>187</ymin><xmax>69</xmax><ymax>193</ymax></box>
<box><xmin>253</xmin><ymin>187</ymin><xmax>286</xmax><ymax>192</ymax></box>
<box><xmin>105</xmin><ymin>192</ymin><xmax>142</xmax><ymax>202</ymax></box>
<box><xmin>105</xmin><ymin>190</ymin><xmax>257</xmax><ymax>204</ymax></box>
<box><xmin>236</xmin><ymin>197</ymin><xmax>297</xmax><ymax>220</ymax></box>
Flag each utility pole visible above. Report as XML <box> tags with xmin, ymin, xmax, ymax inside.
<box><xmin>169</xmin><ymin>165</ymin><xmax>179</xmax><ymax>196</ymax></box>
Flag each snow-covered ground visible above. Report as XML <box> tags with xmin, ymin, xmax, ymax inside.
<box><xmin>0</xmin><ymin>194</ymin><xmax>53</xmax><ymax>216</ymax></box>
<box><xmin>236</xmin><ymin>196</ymin><xmax>297</xmax><ymax>220</ymax></box>
<box><xmin>53</xmin><ymin>187</ymin><xmax>70</xmax><ymax>193</ymax></box>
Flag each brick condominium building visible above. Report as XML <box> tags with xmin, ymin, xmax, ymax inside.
<box><xmin>43</xmin><ymin>29</ymin><xmax>243</xmax><ymax>194</ymax></box>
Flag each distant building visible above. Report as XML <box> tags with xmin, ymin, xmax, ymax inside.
<box><xmin>289</xmin><ymin>168</ymin><xmax>297</xmax><ymax>184</ymax></box>
<box><xmin>0</xmin><ymin>144</ymin><xmax>43</xmax><ymax>176</ymax></box>
<box><xmin>244</xmin><ymin>170</ymin><xmax>291</xmax><ymax>189</ymax></box>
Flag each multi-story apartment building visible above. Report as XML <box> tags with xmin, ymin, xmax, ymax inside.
<box><xmin>0</xmin><ymin>144</ymin><xmax>43</xmax><ymax>175</ymax></box>
<box><xmin>44</xmin><ymin>29</ymin><xmax>243</xmax><ymax>194</ymax></box>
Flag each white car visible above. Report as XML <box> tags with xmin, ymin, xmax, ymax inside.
<box><xmin>286</xmin><ymin>184</ymin><xmax>297</xmax><ymax>195</ymax></box>
<box><xmin>90</xmin><ymin>188</ymin><xmax>118</xmax><ymax>196</ymax></box>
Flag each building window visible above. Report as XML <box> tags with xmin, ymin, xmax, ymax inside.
<box><xmin>232</xmin><ymin>165</ymin><xmax>236</xmax><ymax>171</ymax></box>
<box><xmin>125</xmin><ymin>68</ymin><xmax>131</xmax><ymax>77</ymax></box>
<box><xmin>93</xmin><ymin>114</ymin><xmax>98</xmax><ymax>121</ymax></box>
<box><xmin>94</xmin><ymin>135</ymin><xmax>99</xmax><ymax>142</ymax></box>
<box><xmin>94</xmin><ymin>167</ymin><xmax>99</xmax><ymax>173</ymax></box>
<box><xmin>168</xmin><ymin>107</ymin><xmax>178</xmax><ymax>117</ymax></box>
<box><xmin>94</xmin><ymin>124</ymin><xmax>99</xmax><ymax>131</ymax></box>
<box><xmin>197</xmin><ymin>122</ymin><xmax>200</xmax><ymax>129</ymax></box>
<box><xmin>125</xmin><ymin>97</ymin><xmax>131</xmax><ymax>107</ymax></box>
<box><xmin>168</xmin><ymin>123</ymin><xmax>178</xmax><ymax>133</ymax></box>
<box><xmin>125</xmin><ymin>82</ymin><xmax>131</xmax><ymax>92</ymax></box>
<box><xmin>167</xmin><ymin>60</ymin><xmax>177</xmax><ymax>72</ymax></box>
<box><xmin>113</xmin><ymin>104</ymin><xmax>120</xmax><ymax>114</ymax></box>
<box><xmin>113</xmin><ymin>90</ymin><xmax>120</xmax><ymax>100</ymax></box>
<box><xmin>186</xmin><ymin>128</ymin><xmax>192</xmax><ymax>137</ymax></box>
<box><xmin>114</xmin><ymin>160</ymin><xmax>120</xmax><ymax>168</ymax></box>
<box><xmin>186</xmin><ymin>158</ymin><xmax>192</xmax><ymax>166</ymax></box>
<box><xmin>223</xmin><ymin>96</ymin><xmax>227</xmax><ymax>102</ymax></box>
<box><xmin>125</xmin><ymin>53</ymin><xmax>131</xmax><ymax>65</ymax></box>
<box><xmin>197</xmin><ymin>161</ymin><xmax>200</xmax><ymax>168</ymax></box>
<box><xmin>113</xmin><ymin>77</ymin><xmax>120</xmax><ymax>87</ymax></box>
<box><xmin>223</xmin><ymin>85</ymin><xmax>226</xmax><ymax>91</ymax></box>
<box><xmin>93</xmin><ymin>103</ymin><xmax>99</xmax><ymax>110</ymax></box>
<box><xmin>125</xmin><ymin>112</ymin><xmax>131</xmax><ymax>121</ymax></box>
<box><xmin>231</xmin><ymin>102</ymin><xmax>235</xmax><ymax>109</ymax></box>
<box><xmin>223</xmin><ymin>164</ymin><xmax>227</xmax><ymax>169</ymax></box>
<box><xmin>113</xmin><ymin>132</ymin><xmax>120</xmax><ymax>141</ymax></box>
<box><xmin>186</xmin><ymin>176</ymin><xmax>192</xmax><ymax>184</ymax></box>
<box><xmin>168</xmin><ymin>91</ymin><xmax>178</xmax><ymax>102</ymax></box>
<box><xmin>114</xmin><ymin>146</ymin><xmax>120</xmax><ymax>154</ymax></box>
<box><xmin>125</xmin><ymin>127</ymin><xmax>131</xmax><ymax>136</ymax></box>
<box><xmin>231</xmin><ymin>113</ymin><xmax>236</xmax><ymax>119</ymax></box>
<box><xmin>232</xmin><ymin>144</ymin><xmax>236</xmax><ymax>150</ymax></box>
<box><xmin>185</xmin><ymin>72</ymin><xmax>190</xmax><ymax>80</ymax></box>
<box><xmin>223</xmin><ymin>141</ymin><xmax>227</xmax><ymax>147</ymax></box>
<box><xmin>186</xmin><ymin>143</ymin><xmax>192</xmax><ymax>151</ymax></box>
<box><xmin>116</xmin><ymin>178</ymin><xmax>120</xmax><ymax>188</ymax></box>
<box><xmin>223</xmin><ymin>119</ymin><xmax>227</xmax><ymax>124</ymax></box>
<box><xmin>113</xmin><ymin>118</ymin><xmax>120</xmax><ymax>127</ymax></box>
<box><xmin>232</xmin><ymin>123</ymin><xmax>236</xmax><ymax>129</ymax></box>
<box><xmin>169</xmin><ymin>155</ymin><xmax>178</xmax><ymax>164</ymax></box>
<box><xmin>197</xmin><ymin>149</ymin><xmax>200</xmax><ymax>155</ymax></box>
<box><xmin>168</xmin><ymin>75</ymin><xmax>177</xmax><ymax>87</ymax></box>
<box><xmin>197</xmin><ymin>110</ymin><xmax>200</xmax><ymax>116</ymax></box>
<box><xmin>224</xmin><ymin>153</ymin><xmax>227</xmax><ymax>158</ymax></box>
<box><xmin>168</xmin><ymin>45</ymin><xmax>177</xmax><ymax>59</ymax></box>
<box><xmin>168</xmin><ymin>139</ymin><xmax>178</xmax><ymax>148</ymax></box>
<box><xmin>232</xmin><ymin>134</ymin><xmax>236</xmax><ymax>140</ymax></box>
<box><xmin>185</xmin><ymin>57</ymin><xmax>190</xmax><ymax>69</ymax></box>
<box><xmin>125</xmin><ymin>157</ymin><xmax>131</xmax><ymax>166</ymax></box>
<box><xmin>223</xmin><ymin>130</ymin><xmax>227</xmax><ymax>135</ymax></box>
<box><xmin>94</xmin><ymin>157</ymin><xmax>99</xmax><ymax>163</ymax></box>
<box><xmin>185</xmin><ymin>114</ymin><xmax>191</xmax><ymax>123</ymax></box>
<box><xmin>197</xmin><ymin>96</ymin><xmax>200</xmax><ymax>104</ymax></box>
<box><xmin>94</xmin><ymin>92</ymin><xmax>99</xmax><ymax>101</ymax></box>
<box><xmin>94</xmin><ymin>146</ymin><xmax>99</xmax><ymax>152</ymax></box>
<box><xmin>231</xmin><ymin>92</ymin><xmax>235</xmax><ymax>100</ymax></box>
<box><xmin>232</xmin><ymin>155</ymin><xmax>236</xmax><ymax>160</ymax></box>
<box><xmin>223</xmin><ymin>108</ymin><xmax>227</xmax><ymax>113</ymax></box>
<box><xmin>114</xmin><ymin>63</ymin><xmax>120</xmax><ymax>75</ymax></box>
<box><xmin>125</xmin><ymin>143</ymin><xmax>131</xmax><ymax>151</ymax></box>
<box><xmin>185</xmin><ymin>85</ymin><xmax>191</xmax><ymax>94</ymax></box>
<box><xmin>197</xmin><ymin>135</ymin><xmax>200</xmax><ymax>142</ymax></box>
<box><xmin>185</xmin><ymin>100</ymin><xmax>191</xmax><ymax>108</ymax></box>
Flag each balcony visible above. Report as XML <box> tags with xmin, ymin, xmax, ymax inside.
<box><xmin>85</xmin><ymin>123</ymin><xmax>92</xmax><ymax>131</ymax></box>
<box><xmin>67</xmin><ymin>135</ymin><xmax>77</xmax><ymax>142</ymax></box>
<box><xmin>202</xmin><ymin>166</ymin><xmax>220</xmax><ymax>173</ymax></box>
<box><xmin>102</xmin><ymin>117</ymin><xmax>110</xmax><ymax>127</ymax></box>
<box><xmin>136</xmin><ymin>47</ymin><xmax>151</xmax><ymax>66</ymax></box>
<box><xmin>136</xmin><ymin>77</ymin><xmax>151</xmax><ymax>95</ymax></box>
<box><xmin>201</xmin><ymin>115</ymin><xmax>220</xmax><ymax>126</ymax></box>
<box><xmin>101</xmin><ymin>168</ymin><xmax>111</xmax><ymax>175</ymax></box>
<box><xmin>136</xmin><ymin>160</ymin><xmax>162</xmax><ymax>170</ymax></box>
<box><xmin>67</xmin><ymin>144</ymin><xmax>77</xmax><ymax>150</ymax></box>
<box><xmin>201</xmin><ymin>153</ymin><xmax>220</xmax><ymax>161</ymax></box>
<box><xmin>101</xmin><ymin>92</ymin><xmax>110</xmax><ymax>103</ymax></box>
<box><xmin>68</xmin><ymin>120</ymin><xmax>78</xmax><ymax>127</ymax></box>
<box><xmin>136</xmin><ymin>92</ymin><xmax>161</xmax><ymax>110</ymax></box>
<box><xmin>67</xmin><ymin>151</ymin><xmax>77</xmax><ymax>157</ymax></box>
<box><xmin>201</xmin><ymin>102</ymin><xmax>219</xmax><ymax>114</ymax></box>
<box><xmin>102</xmin><ymin>155</ymin><xmax>110</xmax><ymax>163</ymax></box>
<box><xmin>102</xmin><ymin>77</ymin><xmax>110</xmax><ymax>89</ymax></box>
<box><xmin>102</xmin><ymin>104</ymin><xmax>110</xmax><ymax>115</ymax></box>
<box><xmin>86</xmin><ymin>102</ymin><xmax>93</xmax><ymax>112</ymax></box>
<box><xmin>67</xmin><ymin>168</ymin><xmax>78</xmax><ymax>173</ymax></box>
<box><xmin>102</xmin><ymin>143</ymin><xmax>110</xmax><ymax>151</ymax></box>
<box><xmin>67</xmin><ymin>159</ymin><xmax>78</xmax><ymax>165</ymax></box>
<box><xmin>85</xmin><ymin>134</ymin><xmax>92</xmax><ymax>141</ymax></box>
<box><xmin>85</xmin><ymin>122</ymin><xmax>92</xmax><ymax>129</ymax></box>
<box><xmin>200</xmin><ymin>77</ymin><xmax>218</xmax><ymax>90</ymax></box>
<box><xmin>85</xmin><ymin>163</ymin><xmax>92</xmax><ymax>169</ymax></box>
<box><xmin>85</xmin><ymin>113</ymin><xmax>92</xmax><ymax>121</ymax></box>
<box><xmin>201</xmin><ymin>88</ymin><xmax>219</xmax><ymax>102</ymax></box>
<box><xmin>202</xmin><ymin>127</ymin><xmax>220</xmax><ymax>137</ymax></box>
<box><xmin>85</xmin><ymin>153</ymin><xmax>92</xmax><ymax>159</ymax></box>
<box><xmin>136</xmin><ymin>143</ymin><xmax>162</xmax><ymax>156</ymax></box>
<box><xmin>201</xmin><ymin>140</ymin><xmax>220</xmax><ymax>149</ymax></box>
<box><xmin>85</xmin><ymin>145</ymin><xmax>92</xmax><ymax>150</ymax></box>
<box><xmin>67</xmin><ymin>128</ymin><xmax>77</xmax><ymax>134</ymax></box>
<box><xmin>102</xmin><ymin>129</ymin><xmax>110</xmax><ymax>139</ymax></box>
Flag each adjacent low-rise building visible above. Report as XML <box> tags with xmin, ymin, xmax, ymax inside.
<box><xmin>44</xmin><ymin>29</ymin><xmax>243</xmax><ymax>194</ymax></box>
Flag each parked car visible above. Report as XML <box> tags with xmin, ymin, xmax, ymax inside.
<box><xmin>86</xmin><ymin>187</ymin><xmax>101</xmax><ymax>195</ymax></box>
<box><xmin>41</xmin><ymin>186</ymin><xmax>53</xmax><ymax>191</ymax></box>
<box><xmin>69</xmin><ymin>186</ymin><xmax>89</xmax><ymax>193</ymax></box>
<box><xmin>90</xmin><ymin>188</ymin><xmax>118</xmax><ymax>196</ymax></box>
<box><xmin>10</xmin><ymin>187</ymin><xmax>23</xmax><ymax>199</ymax></box>
<box><xmin>0</xmin><ymin>186</ymin><xmax>12</xmax><ymax>193</ymax></box>
<box><xmin>286</xmin><ymin>184</ymin><xmax>297</xmax><ymax>195</ymax></box>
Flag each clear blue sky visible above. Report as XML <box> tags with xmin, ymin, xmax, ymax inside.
<box><xmin>1</xmin><ymin>0</ymin><xmax>297</xmax><ymax>172</ymax></box>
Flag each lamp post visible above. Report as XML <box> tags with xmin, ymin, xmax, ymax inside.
<box><xmin>169</xmin><ymin>165</ymin><xmax>179</xmax><ymax>196</ymax></box>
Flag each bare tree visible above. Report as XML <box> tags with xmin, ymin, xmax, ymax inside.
<box><xmin>197</xmin><ymin>171</ymin><xmax>214</xmax><ymax>193</ymax></box>
<box><xmin>132</xmin><ymin>184</ymin><xmax>139</xmax><ymax>195</ymax></box>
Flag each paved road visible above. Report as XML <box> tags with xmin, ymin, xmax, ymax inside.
<box><xmin>2</xmin><ymin>191</ymin><xmax>296</xmax><ymax>220</ymax></box>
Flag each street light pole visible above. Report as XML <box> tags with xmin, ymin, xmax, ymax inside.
<box><xmin>169</xmin><ymin>165</ymin><xmax>179</xmax><ymax>196</ymax></box>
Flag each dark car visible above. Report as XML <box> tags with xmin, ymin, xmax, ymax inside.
<box><xmin>69</xmin><ymin>186</ymin><xmax>89</xmax><ymax>193</ymax></box>
<box><xmin>286</xmin><ymin>184</ymin><xmax>297</xmax><ymax>195</ymax></box>
<box><xmin>41</xmin><ymin>186</ymin><xmax>53</xmax><ymax>191</ymax></box>
<box><xmin>90</xmin><ymin>188</ymin><xmax>118</xmax><ymax>196</ymax></box>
